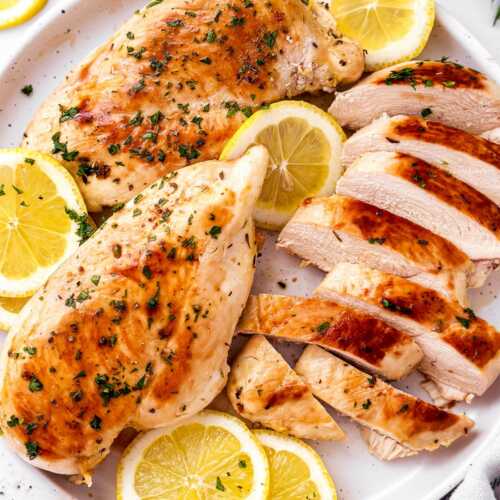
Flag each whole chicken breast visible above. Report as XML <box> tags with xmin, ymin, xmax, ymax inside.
<box><xmin>22</xmin><ymin>0</ymin><xmax>364</xmax><ymax>212</ymax></box>
<box><xmin>296</xmin><ymin>345</ymin><xmax>474</xmax><ymax>460</ymax></box>
<box><xmin>0</xmin><ymin>146</ymin><xmax>268</xmax><ymax>476</ymax></box>
<box><xmin>227</xmin><ymin>335</ymin><xmax>344</xmax><ymax>441</ymax></box>
<box><xmin>329</xmin><ymin>60</ymin><xmax>500</xmax><ymax>134</ymax></box>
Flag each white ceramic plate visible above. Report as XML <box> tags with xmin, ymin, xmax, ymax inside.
<box><xmin>0</xmin><ymin>1</ymin><xmax>500</xmax><ymax>499</ymax></box>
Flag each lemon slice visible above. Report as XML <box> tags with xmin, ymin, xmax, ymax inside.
<box><xmin>331</xmin><ymin>0</ymin><xmax>435</xmax><ymax>71</ymax></box>
<box><xmin>255</xmin><ymin>430</ymin><xmax>337</xmax><ymax>500</ymax></box>
<box><xmin>0</xmin><ymin>295</ymin><xmax>30</xmax><ymax>330</ymax></box>
<box><xmin>117</xmin><ymin>410</ymin><xmax>269</xmax><ymax>499</ymax></box>
<box><xmin>0</xmin><ymin>148</ymin><xmax>89</xmax><ymax>297</ymax></box>
<box><xmin>0</xmin><ymin>0</ymin><xmax>47</xmax><ymax>30</ymax></box>
<box><xmin>221</xmin><ymin>101</ymin><xmax>345</xmax><ymax>231</ymax></box>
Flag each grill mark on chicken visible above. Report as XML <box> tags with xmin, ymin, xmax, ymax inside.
<box><xmin>374</xmin><ymin>60</ymin><xmax>486</xmax><ymax>90</ymax></box>
<box><xmin>389</xmin><ymin>117</ymin><xmax>500</xmax><ymax>170</ymax></box>
<box><xmin>391</xmin><ymin>154</ymin><xmax>500</xmax><ymax>236</ymax></box>
<box><xmin>321</xmin><ymin>196</ymin><xmax>469</xmax><ymax>270</ymax></box>
<box><xmin>264</xmin><ymin>384</ymin><xmax>309</xmax><ymax>409</ymax></box>
<box><xmin>367</xmin><ymin>275</ymin><xmax>500</xmax><ymax>368</ymax></box>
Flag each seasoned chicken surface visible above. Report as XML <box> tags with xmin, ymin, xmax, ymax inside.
<box><xmin>296</xmin><ymin>346</ymin><xmax>474</xmax><ymax>458</ymax></box>
<box><xmin>22</xmin><ymin>0</ymin><xmax>364</xmax><ymax>212</ymax></box>
<box><xmin>317</xmin><ymin>263</ymin><xmax>500</xmax><ymax>399</ymax></box>
<box><xmin>0</xmin><ymin>146</ymin><xmax>268</xmax><ymax>475</ymax></box>
<box><xmin>329</xmin><ymin>60</ymin><xmax>500</xmax><ymax>134</ymax></box>
<box><xmin>342</xmin><ymin>114</ymin><xmax>500</xmax><ymax>206</ymax></box>
<box><xmin>337</xmin><ymin>152</ymin><xmax>500</xmax><ymax>261</ymax></box>
<box><xmin>227</xmin><ymin>335</ymin><xmax>344</xmax><ymax>441</ymax></box>
<box><xmin>278</xmin><ymin>194</ymin><xmax>475</xmax><ymax>304</ymax></box>
<box><xmin>238</xmin><ymin>294</ymin><xmax>422</xmax><ymax>380</ymax></box>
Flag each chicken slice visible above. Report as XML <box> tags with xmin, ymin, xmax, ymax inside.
<box><xmin>0</xmin><ymin>146</ymin><xmax>268</xmax><ymax>476</ymax></box>
<box><xmin>341</xmin><ymin>114</ymin><xmax>500</xmax><ymax>206</ymax></box>
<box><xmin>227</xmin><ymin>335</ymin><xmax>344</xmax><ymax>441</ymax></box>
<box><xmin>278</xmin><ymin>194</ymin><xmax>475</xmax><ymax>304</ymax></box>
<box><xmin>22</xmin><ymin>0</ymin><xmax>364</xmax><ymax>212</ymax></box>
<box><xmin>238</xmin><ymin>294</ymin><xmax>422</xmax><ymax>380</ymax></box>
<box><xmin>316</xmin><ymin>263</ymin><xmax>500</xmax><ymax>400</ymax></box>
<box><xmin>337</xmin><ymin>151</ymin><xmax>500</xmax><ymax>261</ymax></box>
<box><xmin>482</xmin><ymin>127</ymin><xmax>500</xmax><ymax>144</ymax></box>
<box><xmin>329</xmin><ymin>60</ymin><xmax>500</xmax><ymax>134</ymax></box>
<box><xmin>296</xmin><ymin>346</ymin><xmax>474</xmax><ymax>459</ymax></box>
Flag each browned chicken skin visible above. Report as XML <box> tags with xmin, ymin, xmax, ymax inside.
<box><xmin>22</xmin><ymin>0</ymin><xmax>364</xmax><ymax>212</ymax></box>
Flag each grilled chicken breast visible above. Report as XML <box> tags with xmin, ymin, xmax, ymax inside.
<box><xmin>0</xmin><ymin>146</ymin><xmax>268</xmax><ymax>475</ymax></box>
<box><xmin>296</xmin><ymin>345</ymin><xmax>474</xmax><ymax>460</ymax></box>
<box><xmin>22</xmin><ymin>0</ymin><xmax>364</xmax><ymax>212</ymax></box>
<box><xmin>337</xmin><ymin>152</ymin><xmax>500</xmax><ymax>261</ymax></box>
<box><xmin>227</xmin><ymin>335</ymin><xmax>344</xmax><ymax>440</ymax></box>
<box><xmin>278</xmin><ymin>194</ymin><xmax>475</xmax><ymax>303</ymax></box>
<box><xmin>342</xmin><ymin>114</ymin><xmax>500</xmax><ymax>206</ymax></box>
<box><xmin>238</xmin><ymin>294</ymin><xmax>422</xmax><ymax>380</ymax></box>
<box><xmin>316</xmin><ymin>263</ymin><xmax>500</xmax><ymax>400</ymax></box>
<box><xmin>329</xmin><ymin>60</ymin><xmax>500</xmax><ymax>134</ymax></box>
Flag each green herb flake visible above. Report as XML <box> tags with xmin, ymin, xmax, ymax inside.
<box><xmin>28</xmin><ymin>376</ymin><xmax>43</xmax><ymax>392</ymax></box>
<box><xmin>59</xmin><ymin>106</ymin><xmax>79</xmax><ymax>123</ymax></box>
<box><xmin>25</xmin><ymin>441</ymin><xmax>40</xmax><ymax>460</ymax></box>
<box><xmin>208</xmin><ymin>225</ymin><xmax>222</xmax><ymax>239</ymax></box>
<box><xmin>317</xmin><ymin>321</ymin><xmax>330</xmax><ymax>333</ymax></box>
<box><xmin>362</xmin><ymin>399</ymin><xmax>372</xmax><ymax>410</ymax></box>
<box><xmin>21</xmin><ymin>85</ymin><xmax>33</xmax><ymax>96</ymax></box>
<box><xmin>23</xmin><ymin>346</ymin><xmax>37</xmax><ymax>357</ymax></box>
<box><xmin>91</xmin><ymin>275</ymin><xmax>101</xmax><ymax>286</ymax></box>
<box><xmin>421</xmin><ymin>107</ymin><xmax>432</xmax><ymax>118</ymax></box>
<box><xmin>90</xmin><ymin>415</ymin><xmax>102</xmax><ymax>430</ymax></box>
<box><xmin>215</xmin><ymin>477</ymin><xmax>225</xmax><ymax>492</ymax></box>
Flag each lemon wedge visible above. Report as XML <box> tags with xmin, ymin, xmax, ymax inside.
<box><xmin>0</xmin><ymin>148</ymin><xmax>90</xmax><ymax>297</ymax></box>
<box><xmin>220</xmin><ymin>101</ymin><xmax>345</xmax><ymax>231</ymax></box>
<box><xmin>255</xmin><ymin>429</ymin><xmax>337</xmax><ymax>500</ymax></box>
<box><xmin>0</xmin><ymin>0</ymin><xmax>47</xmax><ymax>30</ymax></box>
<box><xmin>0</xmin><ymin>295</ymin><xmax>29</xmax><ymax>330</ymax></box>
<box><xmin>331</xmin><ymin>0</ymin><xmax>435</xmax><ymax>71</ymax></box>
<box><xmin>117</xmin><ymin>410</ymin><xmax>269</xmax><ymax>499</ymax></box>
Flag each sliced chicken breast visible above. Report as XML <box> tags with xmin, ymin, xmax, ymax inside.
<box><xmin>337</xmin><ymin>151</ymin><xmax>500</xmax><ymax>261</ymax></box>
<box><xmin>341</xmin><ymin>114</ymin><xmax>500</xmax><ymax>206</ymax></box>
<box><xmin>227</xmin><ymin>335</ymin><xmax>344</xmax><ymax>441</ymax></box>
<box><xmin>238</xmin><ymin>294</ymin><xmax>422</xmax><ymax>380</ymax></box>
<box><xmin>329</xmin><ymin>60</ymin><xmax>500</xmax><ymax>134</ymax></box>
<box><xmin>482</xmin><ymin>127</ymin><xmax>500</xmax><ymax>144</ymax></box>
<box><xmin>316</xmin><ymin>263</ymin><xmax>500</xmax><ymax>399</ymax></box>
<box><xmin>296</xmin><ymin>345</ymin><xmax>474</xmax><ymax>459</ymax></box>
<box><xmin>278</xmin><ymin>194</ymin><xmax>474</xmax><ymax>303</ymax></box>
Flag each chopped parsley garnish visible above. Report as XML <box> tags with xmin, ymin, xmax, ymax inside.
<box><xmin>317</xmin><ymin>321</ymin><xmax>330</xmax><ymax>333</ymax></box>
<box><xmin>385</xmin><ymin>67</ymin><xmax>415</xmax><ymax>87</ymax></box>
<box><xmin>150</xmin><ymin>111</ymin><xmax>164</xmax><ymax>125</ymax></box>
<box><xmin>206</xmin><ymin>29</ymin><xmax>217</xmax><ymax>43</ymax></box>
<box><xmin>399</xmin><ymin>403</ymin><xmax>410</xmax><ymax>413</ymax></box>
<box><xmin>108</xmin><ymin>144</ymin><xmax>121</xmax><ymax>155</ymax></box>
<box><xmin>215</xmin><ymin>477</ymin><xmax>225</xmax><ymax>492</ymax></box>
<box><xmin>126</xmin><ymin>31</ymin><xmax>135</xmax><ymax>39</ymax></box>
<box><xmin>91</xmin><ymin>275</ymin><xmax>101</xmax><ymax>286</ymax></box>
<box><xmin>65</xmin><ymin>207</ymin><xmax>94</xmax><ymax>244</ymax></box>
<box><xmin>368</xmin><ymin>237</ymin><xmax>385</xmax><ymax>245</ymax></box>
<box><xmin>166</xmin><ymin>19</ymin><xmax>184</xmax><ymax>27</ymax></box>
<box><xmin>131</xmin><ymin>79</ymin><xmax>146</xmax><ymax>94</ymax></box>
<box><xmin>147</xmin><ymin>284</ymin><xmax>160</xmax><ymax>310</ymax></box>
<box><xmin>142</xmin><ymin>266</ymin><xmax>153</xmax><ymax>279</ymax></box>
<box><xmin>424</xmin><ymin>79</ymin><xmax>434</xmax><ymax>87</ymax></box>
<box><xmin>25</xmin><ymin>441</ymin><xmax>40</xmax><ymax>460</ymax></box>
<box><xmin>381</xmin><ymin>298</ymin><xmax>412</xmax><ymax>315</ymax></box>
<box><xmin>229</xmin><ymin>16</ymin><xmax>245</xmax><ymax>27</ymax></box>
<box><xmin>129</xmin><ymin>111</ymin><xmax>144</xmax><ymax>127</ymax></box>
<box><xmin>23</xmin><ymin>346</ymin><xmax>37</xmax><ymax>357</ymax></box>
<box><xmin>362</xmin><ymin>399</ymin><xmax>372</xmax><ymax>410</ymax></box>
<box><xmin>263</xmin><ymin>31</ymin><xmax>277</xmax><ymax>48</ymax></box>
<box><xmin>28</xmin><ymin>376</ymin><xmax>43</xmax><ymax>392</ymax></box>
<box><xmin>7</xmin><ymin>415</ymin><xmax>20</xmax><ymax>427</ymax></box>
<box><xmin>59</xmin><ymin>106</ymin><xmax>79</xmax><ymax>123</ymax></box>
<box><xmin>456</xmin><ymin>316</ymin><xmax>471</xmax><ymax>329</ymax></box>
<box><xmin>51</xmin><ymin>132</ymin><xmax>79</xmax><ymax>161</ymax></box>
<box><xmin>238</xmin><ymin>459</ymin><xmax>247</xmax><ymax>468</ymax></box>
<box><xmin>443</xmin><ymin>80</ymin><xmax>456</xmax><ymax>88</ymax></box>
<box><xmin>178</xmin><ymin>144</ymin><xmax>200</xmax><ymax>160</ymax></box>
<box><xmin>147</xmin><ymin>0</ymin><xmax>163</xmax><ymax>7</ymax></box>
<box><xmin>21</xmin><ymin>85</ymin><xmax>33</xmax><ymax>96</ymax></box>
<box><xmin>208</xmin><ymin>225</ymin><xmax>222</xmax><ymax>239</ymax></box>
<box><xmin>90</xmin><ymin>415</ymin><xmax>102</xmax><ymax>430</ymax></box>
<box><xmin>200</xmin><ymin>56</ymin><xmax>212</xmax><ymax>64</ymax></box>
<box><xmin>12</xmin><ymin>185</ymin><xmax>23</xmax><ymax>194</ymax></box>
<box><xmin>421</xmin><ymin>107</ymin><xmax>432</xmax><ymax>118</ymax></box>
<box><xmin>0</xmin><ymin>185</ymin><xmax>5</xmax><ymax>196</ymax></box>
